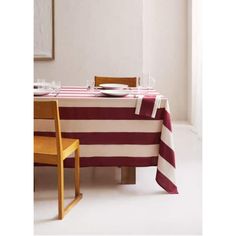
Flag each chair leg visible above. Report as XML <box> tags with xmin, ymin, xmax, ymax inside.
<box><xmin>75</xmin><ymin>148</ymin><xmax>81</xmax><ymax>196</ymax></box>
<box><xmin>56</xmin><ymin>148</ymin><xmax>82</xmax><ymax>220</ymax></box>
<box><xmin>57</xmin><ymin>160</ymin><xmax>65</xmax><ymax>220</ymax></box>
<box><xmin>61</xmin><ymin>149</ymin><xmax>82</xmax><ymax>218</ymax></box>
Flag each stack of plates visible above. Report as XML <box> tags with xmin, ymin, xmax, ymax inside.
<box><xmin>99</xmin><ymin>83</ymin><xmax>128</xmax><ymax>89</ymax></box>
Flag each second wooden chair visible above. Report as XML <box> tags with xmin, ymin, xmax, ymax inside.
<box><xmin>95</xmin><ymin>76</ymin><xmax>137</xmax><ymax>87</ymax></box>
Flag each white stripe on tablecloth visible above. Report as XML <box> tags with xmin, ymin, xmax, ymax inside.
<box><xmin>151</xmin><ymin>95</ymin><xmax>162</xmax><ymax>118</ymax></box>
<box><xmin>158</xmin><ymin>155</ymin><xmax>176</xmax><ymax>185</ymax></box>
<box><xmin>160</xmin><ymin>125</ymin><xmax>174</xmax><ymax>149</ymax></box>
<box><xmin>135</xmin><ymin>95</ymin><xmax>144</xmax><ymax>115</ymax></box>
<box><xmin>35</xmin><ymin>120</ymin><xmax>163</xmax><ymax>133</ymax></box>
<box><xmin>35</xmin><ymin>97</ymin><xmax>137</xmax><ymax>107</ymax></box>
<box><xmin>79</xmin><ymin>144</ymin><xmax>159</xmax><ymax>157</ymax></box>
<box><xmin>34</xmin><ymin>96</ymin><xmax>168</xmax><ymax>108</ymax></box>
<box><xmin>165</xmin><ymin>100</ymin><xmax>170</xmax><ymax>113</ymax></box>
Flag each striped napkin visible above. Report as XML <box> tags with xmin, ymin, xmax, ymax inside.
<box><xmin>135</xmin><ymin>95</ymin><xmax>163</xmax><ymax>118</ymax></box>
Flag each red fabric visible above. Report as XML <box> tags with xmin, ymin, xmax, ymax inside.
<box><xmin>35</xmin><ymin>156</ymin><xmax>157</xmax><ymax>168</ymax></box>
<box><xmin>139</xmin><ymin>96</ymin><xmax>156</xmax><ymax>117</ymax></box>
<box><xmin>35</xmin><ymin>131</ymin><xmax>161</xmax><ymax>145</ymax></box>
<box><xmin>156</xmin><ymin>170</ymin><xmax>178</xmax><ymax>194</ymax></box>
<box><xmin>59</xmin><ymin>107</ymin><xmax>166</xmax><ymax>120</ymax></box>
<box><xmin>163</xmin><ymin>108</ymin><xmax>172</xmax><ymax>131</ymax></box>
<box><xmin>35</xmin><ymin>87</ymin><xmax>178</xmax><ymax>194</ymax></box>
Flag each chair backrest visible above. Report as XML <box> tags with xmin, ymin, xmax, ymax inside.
<box><xmin>34</xmin><ymin>100</ymin><xmax>63</xmax><ymax>157</ymax></box>
<box><xmin>95</xmin><ymin>76</ymin><xmax>137</xmax><ymax>87</ymax></box>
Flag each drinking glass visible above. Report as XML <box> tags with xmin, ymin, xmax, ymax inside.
<box><xmin>36</xmin><ymin>79</ymin><xmax>46</xmax><ymax>90</ymax></box>
<box><xmin>139</xmin><ymin>73</ymin><xmax>156</xmax><ymax>89</ymax></box>
<box><xmin>86</xmin><ymin>79</ymin><xmax>95</xmax><ymax>90</ymax></box>
<box><xmin>52</xmin><ymin>80</ymin><xmax>61</xmax><ymax>94</ymax></box>
<box><xmin>148</xmin><ymin>76</ymin><xmax>156</xmax><ymax>89</ymax></box>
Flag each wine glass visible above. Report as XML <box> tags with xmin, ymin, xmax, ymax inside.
<box><xmin>148</xmin><ymin>75</ymin><xmax>156</xmax><ymax>89</ymax></box>
<box><xmin>86</xmin><ymin>79</ymin><xmax>95</xmax><ymax>90</ymax></box>
<box><xmin>51</xmin><ymin>80</ymin><xmax>61</xmax><ymax>94</ymax></box>
<box><xmin>140</xmin><ymin>73</ymin><xmax>156</xmax><ymax>89</ymax></box>
<box><xmin>36</xmin><ymin>79</ymin><xmax>46</xmax><ymax>90</ymax></box>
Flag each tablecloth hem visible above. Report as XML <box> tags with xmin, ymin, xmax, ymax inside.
<box><xmin>156</xmin><ymin>171</ymin><xmax>179</xmax><ymax>194</ymax></box>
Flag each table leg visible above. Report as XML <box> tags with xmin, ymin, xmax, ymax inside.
<box><xmin>34</xmin><ymin>177</ymin><xmax>35</xmax><ymax>192</ymax></box>
<box><xmin>121</xmin><ymin>167</ymin><xmax>136</xmax><ymax>184</ymax></box>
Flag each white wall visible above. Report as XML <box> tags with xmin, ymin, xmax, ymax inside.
<box><xmin>34</xmin><ymin>0</ymin><xmax>188</xmax><ymax>120</ymax></box>
<box><xmin>143</xmin><ymin>0</ymin><xmax>188</xmax><ymax>120</ymax></box>
<box><xmin>34</xmin><ymin>0</ymin><xmax>143</xmax><ymax>85</ymax></box>
<box><xmin>188</xmin><ymin>0</ymin><xmax>202</xmax><ymax>137</ymax></box>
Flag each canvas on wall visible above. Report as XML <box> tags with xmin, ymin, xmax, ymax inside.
<box><xmin>34</xmin><ymin>0</ymin><xmax>54</xmax><ymax>60</ymax></box>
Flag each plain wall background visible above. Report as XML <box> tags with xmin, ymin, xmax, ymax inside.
<box><xmin>188</xmin><ymin>0</ymin><xmax>202</xmax><ymax>137</ymax></box>
<box><xmin>34</xmin><ymin>0</ymin><xmax>143</xmax><ymax>84</ymax></box>
<box><xmin>143</xmin><ymin>0</ymin><xmax>187</xmax><ymax>120</ymax></box>
<box><xmin>34</xmin><ymin>0</ymin><xmax>188</xmax><ymax>120</ymax></box>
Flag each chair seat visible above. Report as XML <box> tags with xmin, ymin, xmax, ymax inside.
<box><xmin>34</xmin><ymin>136</ymin><xmax>79</xmax><ymax>163</ymax></box>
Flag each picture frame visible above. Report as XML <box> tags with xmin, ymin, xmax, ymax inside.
<box><xmin>34</xmin><ymin>0</ymin><xmax>55</xmax><ymax>61</ymax></box>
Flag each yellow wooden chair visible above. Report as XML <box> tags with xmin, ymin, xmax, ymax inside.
<box><xmin>34</xmin><ymin>101</ymin><xmax>82</xmax><ymax>220</ymax></box>
<box><xmin>95</xmin><ymin>76</ymin><xmax>137</xmax><ymax>87</ymax></box>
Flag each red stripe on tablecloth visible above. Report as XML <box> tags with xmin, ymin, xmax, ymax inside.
<box><xmin>159</xmin><ymin>140</ymin><xmax>176</xmax><ymax>167</ymax></box>
<box><xmin>59</xmin><ymin>107</ymin><xmax>166</xmax><ymax>120</ymax></box>
<box><xmin>163</xmin><ymin>109</ymin><xmax>172</xmax><ymax>131</ymax></box>
<box><xmin>34</xmin><ymin>132</ymin><xmax>161</xmax><ymax>145</ymax></box>
<box><xmin>156</xmin><ymin>170</ymin><xmax>178</xmax><ymax>194</ymax></box>
<box><xmin>35</xmin><ymin>156</ymin><xmax>157</xmax><ymax>167</ymax></box>
<box><xmin>69</xmin><ymin>156</ymin><xmax>157</xmax><ymax>167</ymax></box>
<box><xmin>139</xmin><ymin>96</ymin><xmax>156</xmax><ymax>117</ymax></box>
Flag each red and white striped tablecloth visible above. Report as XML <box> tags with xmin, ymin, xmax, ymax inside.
<box><xmin>34</xmin><ymin>86</ymin><xmax>178</xmax><ymax>194</ymax></box>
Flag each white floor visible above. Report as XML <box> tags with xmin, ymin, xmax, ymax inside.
<box><xmin>34</xmin><ymin>123</ymin><xmax>202</xmax><ymax>235</ymax></box>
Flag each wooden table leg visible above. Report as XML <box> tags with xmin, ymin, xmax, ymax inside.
<box><xmin>34</xmin><ymin>176</ymin><xmax>35</xmax><ymax>192</ymax></box>
<box><xmin>121</xmin><ymin>167</ymin><xmax>136</xmax><ymax>184</ymax></box>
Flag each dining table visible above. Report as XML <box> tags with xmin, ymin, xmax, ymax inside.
<box><xmin>34</xmin><ymin>86</ymin><xmax>178</xmax><ymax>194</ymax></box>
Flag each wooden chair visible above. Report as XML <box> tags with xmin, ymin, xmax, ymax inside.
<box><xmin>34</xmin><ymin>101</ymin><xmax>82</xmax><ymax>220</ymax></box>
<box><xmin>95</xmin><ymin>76</ymin><xmax>137</xmax><ymax>87</ymax></box>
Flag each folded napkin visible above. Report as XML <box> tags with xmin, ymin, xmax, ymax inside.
<box><xmin>135</xmin><ymin>95</ymin><xmax>162</xmax><ymax>118</ymax></box>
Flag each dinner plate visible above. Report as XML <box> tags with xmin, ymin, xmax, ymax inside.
<box><xmin>34</xmin><ymin>89</ymin><xmax>52</xmax><ymax>96</ymax></box>
<box><xmin>100</xmin><ymin>90</ymin><xmax>129</xmax><ymax>97</ymax></box>
<box><xmin>99</xmin><ymin>83</ymin><xmax>128</xmax><ymax>89</ymax></box>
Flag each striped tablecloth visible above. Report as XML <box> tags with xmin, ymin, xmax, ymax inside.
<box><xmin>34</xmin><ymin>86</ymin><xmax>178</xmax><ymax>194</ymax></box>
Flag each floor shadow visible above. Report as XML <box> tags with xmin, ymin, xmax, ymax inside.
<box><xmin>34</xmin><ymin>215</ymin><xmax>58</xmax><ymax>224</ymax></box>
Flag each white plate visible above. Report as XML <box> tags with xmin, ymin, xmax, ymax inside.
<box><xmin>99</xmin><ymin>83</ymin><xmax>128</xmax><ymax>89</ymax></box>
<box><xmin>34</xmin><ymin>89</ymin><xmax>52</xmax><ymax>96</ymax></box>
<box><xmin>100</xmin><ymin>90</ymin><xmax>129</xmax><ymax>97</ymax></box>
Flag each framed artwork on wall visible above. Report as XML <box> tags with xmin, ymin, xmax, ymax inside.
<box><xmin>34</xmin><ymin>0</ymin><xmax>55</xmax><ymax>61</ymax></box>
